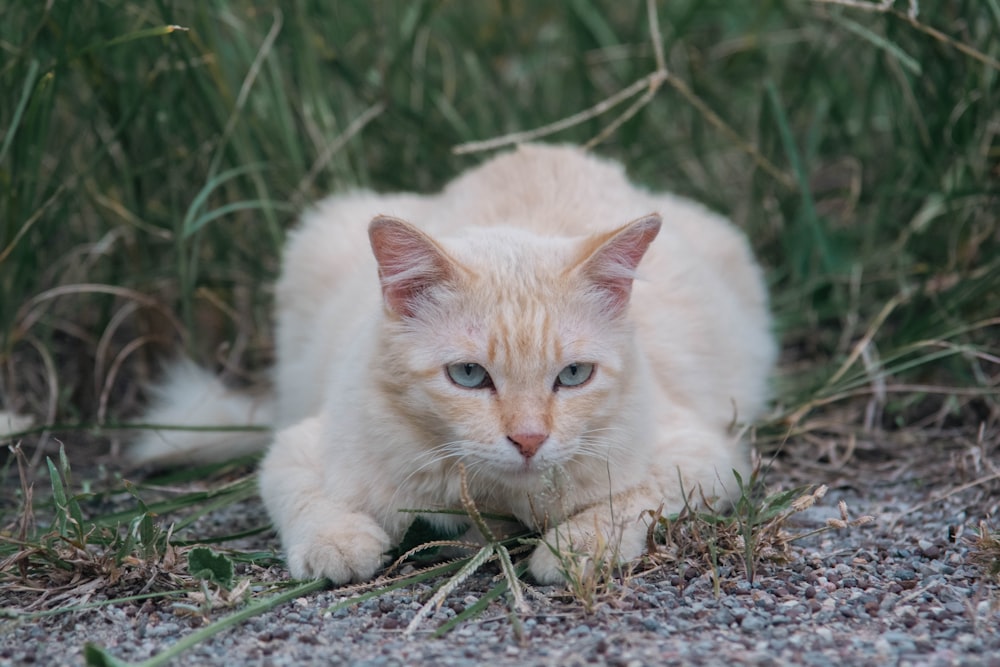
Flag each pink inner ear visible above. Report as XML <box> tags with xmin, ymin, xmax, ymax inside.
<box><xmin>369</xmin><ymin>215</ymin><xmax>454</xmax><ymax>318</ymax></box>
<box><xmin>580</xmin><ymin>214</ymin><xmax>662</xmax><ymax>315</ymax></box>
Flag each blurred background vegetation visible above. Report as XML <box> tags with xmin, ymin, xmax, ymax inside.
<box><xmin>1</xmin><ymin>0</ymin><xmax>997</xmax><ymax>456</ymax></box>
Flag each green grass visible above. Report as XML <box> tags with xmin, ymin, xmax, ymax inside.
<box><xmin>2</xmin><ymin>0</ymin><xmax>999</xmax><ymax>663</ymax></box>
<box><xmin>2</xmin><ymin>2</ymin><xmax>997</xmax><ymax>400</ymax></box>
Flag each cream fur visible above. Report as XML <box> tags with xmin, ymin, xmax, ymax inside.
<box><xmin>130</xmin><ymin>359</ymin><xmax>272</xmax><ymax>466</ymax></box>
<box><xmin>133</xmin><ymin>144</ymin><xmax>776</xmax><ymax>584</ymax></box>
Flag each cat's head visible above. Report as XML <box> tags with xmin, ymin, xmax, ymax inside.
<box><xmin>368</xmin><ymin>214</ymin><xmax>660</xmax><ymax>487</ymax></box>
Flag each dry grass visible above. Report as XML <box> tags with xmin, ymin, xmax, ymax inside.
<box><xmin>643</xmin><ymin>463</ymin><xmax>875</xmax><ymax>592</ymax></box>
<box><xmin>0</xmin><ymin>445</ymin><xmax>186</xmax><ymax>613</ymax></box>
<box><xmin>968</xmin><ymin>521</ymin><xmax>1000</xmax><ymax>581</ymax></box>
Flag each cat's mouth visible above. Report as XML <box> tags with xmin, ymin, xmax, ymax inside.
<box><xmin>479</xmin><ymin>453</ymin><xmax>560</xmax><ymax>481</ymax></box>
<box><xmin>515</xmin><ymin>458</ymin><xmax>544</xmax><ymax>474</ymax></box>
<box><xmin>464</xmin><ymin>438</ymin><xmax>574</xmax><ymax>481</ymax></box>
<box><xmin>482</xmin><ymin>458</ymin><xmax>543</xmax><ymax>476</ymax></box>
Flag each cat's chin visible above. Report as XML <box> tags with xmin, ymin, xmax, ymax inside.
<box><xmin>474</xmin><ymin>457</ymin><xmax>566</xmax><ymax>489</ymax></box>
<box><xmin>479</xmin><ymin>459</ymin><xmax>547</xmax><ymax>477</ymax></box>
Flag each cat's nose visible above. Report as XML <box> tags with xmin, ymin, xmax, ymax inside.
<box><xmin>507</xmin><ymin>432</ymin><xmax>548</xmax><ymax>459</ymax></box>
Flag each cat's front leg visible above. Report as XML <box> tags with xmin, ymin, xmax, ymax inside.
<box><xmin>527</xmin><ymin>485</ymin><xmax>657</xmax><ymax>585</ymax></box>
<box><xmin>259</xmin><ymin>417</ymin><xmax>398</xmax><ymax>583</ymax></box>
<box><xmin>528</xmin><ymin>424</ymin><xmax>748</xmax><ymax>584</ymax></box>
<box><xmin>281</xmin><ymin>510</ymin><xmax>393</xmax><ymax>582</ymax></box>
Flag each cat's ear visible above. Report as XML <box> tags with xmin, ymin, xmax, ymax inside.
<box><xmin>369</xmin><ymin>215</ymin><xmax>460</xmax><ymax>318</ymax></box>
<box><xmin>575</xmin><ymin>213</ymin><xmax>662</xmax><ymax>316</ymax></box>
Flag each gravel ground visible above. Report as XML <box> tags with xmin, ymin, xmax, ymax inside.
<box><xmin>2</xmin><ymin>429</ymin><xmax>999</xmax><ymax>667</ymax></box>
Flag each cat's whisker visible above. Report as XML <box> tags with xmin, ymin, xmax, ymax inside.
<box><xmin>580</xmin><ymin>426</ymin><xmax>629</xmax><ymax>437</ymax></box>
<box><xmin>568</xmin><ymin>435</ymin><xmax>634</xmax><ymax>471</ymax></box>
<box><xmin>575</xmin><ymin>435</ymin><xmax>629</xmax><ymax>456</ymax></box>
<box><xmin>387</xmin><ymin>440</ymin><xmax>474</xmax><ymax>510</ymax></box>
<box><xmin>463</xmin><ymin>463</ymin><xmax>496</xmax><ymax>495</ymax></box>
<box><xmin>402</xmin><ymin>442</ymin><xmax>469</xmax><ymax>477</ymax></box>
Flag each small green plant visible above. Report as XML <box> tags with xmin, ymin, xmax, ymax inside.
<box><xmin>171</xmin><ymin>547</ymin><xmax>255</xmax><ymax>619</ymax></box>
<box><xmin>648</xmin><ymin>466</ymin><xmax>875</xmax><ymax>591</ymax></box>
<box><xmin>187</xmin><ymin>546</ymin><xmax>235</xmax><ymax>589</ymax></box>
<box><xmin>0</xmin><ymin>442</ymin><xmax>270</xmax><ymax>618</ymax></box>
<box><xmin>0</xmin><ymin>444</ymin><xmax>184</xmax><ymax>600</ymax></box>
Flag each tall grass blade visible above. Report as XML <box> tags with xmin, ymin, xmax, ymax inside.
<box><xmin>180</xmin><ymin>164</ymin><xmax>271</xmax><ymax>239</ymax></box>
<box><xmin>0</xmin><ymin>59</ymin><xmax>39</xmax><ymax>165</ymax></box>
<box><xmin>831</xmin><ymin>15</ymin><xmax>922</xmax><ymax>74</ymax></box>
<box><xmin>765</xmin><ymin>80</ymin><xmax>833</xmax><ymax>277</ymax></box>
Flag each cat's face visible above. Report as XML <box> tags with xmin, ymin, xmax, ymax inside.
<box><xmin>370</xmin><ymin>215</ymin><xmax>660</xmax><ymax>486</ymax></box>
<box><xmin>387</xmin><ymin>280</ymin><xmax>631</xmax><ymax>484</ymax></box>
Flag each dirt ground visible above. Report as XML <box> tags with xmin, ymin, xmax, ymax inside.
<box><xmin>2</xmin><ymin>417</ymin><xmax>998</xmax><ymax>666</ymax></box>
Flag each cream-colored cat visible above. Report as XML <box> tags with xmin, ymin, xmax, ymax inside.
<box><xmin>133</xmin><ymin>144</ymin><xmax>775</xmax><ymax>584</ymax></box>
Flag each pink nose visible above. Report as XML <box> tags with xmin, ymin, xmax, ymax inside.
<box><xmin>507</xmin><ymin>433</ymin><xmax>548</xmax><ymax>459</ymax></box>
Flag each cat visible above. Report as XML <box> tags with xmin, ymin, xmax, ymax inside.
<box><xmin>132</xmin><ymin>144</ymin><xmax>776</xmax><ymax>584</ymax></box>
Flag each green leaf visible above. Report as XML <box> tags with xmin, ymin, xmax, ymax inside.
<box><xmin>58</xmin><ymin>444</ymin><xmax>86</xmax><ymax>536</ymax></box>
<box><xmin>138</xmin><ymin>514</ymin><xmax>156</xmax><ymax>554</ymax></box>
<box><xmin>765</xmin><ymin>80</ymin><xmax>833</xmax><ymax>277</ymax></box>
<box><xmin>179</xmin><ymin>163</ymin><xmax>270</xmax><ymax>239</ymax></box>
<box><xmin>83</xmin><ymin>643</ymin><xmax>131</xmax><ymax>667</ymax></box>
<box><xmin>46</xmin><ymin>457</ymin><xmax>69</xmax><ymax>535</ymax></box>
<box><xmin>187</xmin><ymin>547</ymin><xmax>235</xmax><ymax>589</ymax></box>
<box><xmin>832</xmin><ymin>15</ymin><xmax>922</xmax><ymax>75</ymax></box>
<box><xmin>433</xmin><ymin>575</ymin><xmax>509</xmax><ymax>637</ymax></box>
<box><xmin>46</xmin><ymin>457</ymin><xmax>67</xmax><ymax>507</ymax></box>
<box><xmin>0</xmin><ymin>59</ymin><xmax>40</xmax><ymax>165</ymax></box>
<box><xmin>183</xmin><ymin>199</ymin><xmax>294</xmax><ymax>239</ymax></box>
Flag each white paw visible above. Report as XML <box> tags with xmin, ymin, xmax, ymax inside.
<box><xmin>528</xmin><ymin>515</ymin><xmax>647</xmax><ymax>585</ymax></box>
<box><xmin>528</xmin><ymin>540</ymin><xmax>569</xmax><ymax>584</ymax></box>
<box><xmin>284</xmin><ymin>514</ymin><xmax>392</xmax><ymax>583</ymax></box>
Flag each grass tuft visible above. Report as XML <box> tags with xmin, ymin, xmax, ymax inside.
<box><xmin>402</xmin><ymin>463</ymin><xmax>531</xmax><ymax>637</ymax></box>
<box><xmin>968</xmin><ymin>521</ymin><xmax>1000</xmax><ymax>581</ymax></box>
<box><xmin>648</xmin><ymin>465</ymin><xmax>874</xmax><ymax>592</ymax></box>
<box><xmin>1</xmin><ymin>445</ymin><xmax>181</xmax><ymax>602</ymax></box>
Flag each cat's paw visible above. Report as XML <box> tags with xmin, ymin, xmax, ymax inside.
<box><xmin>284</xmin><ymin>514</ymin><xmax>392</xmax><ymax>583</ymax></box>
<box><xmin>528</xmin><ymin>540</ymin><xmax>573</xmax><ymax>585</ymax></box>
<box><xmin>528</xmin><ymin>515</ymin><xmax>647</xmax><ymax>585</ymax></box>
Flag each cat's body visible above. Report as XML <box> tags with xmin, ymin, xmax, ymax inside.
<box><xmin>133</xmin><ymin>144</ymin><xmax>775</xmax><ymax>584</ymax></box>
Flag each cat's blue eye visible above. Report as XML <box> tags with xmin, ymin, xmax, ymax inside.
<box><xmin>446</xmin><ymin>363</ymin><xmax>492</xmax><ymax>389</ymax></box>
<box><xmin>555</xmin><ymin>362</ymin><xmax>595</xmax><ymax>388</ymax></box>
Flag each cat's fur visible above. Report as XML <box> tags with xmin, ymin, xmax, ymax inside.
<box><xmin>132</xmin><ymin>144</ymin><xmax>775</xmax><ymax>584</ymax></box>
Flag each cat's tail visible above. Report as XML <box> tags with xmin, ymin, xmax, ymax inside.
<box><xmin>129</xmin><ymin>360</ymin><xmax>273</xmax><ymax>467</ymax></box>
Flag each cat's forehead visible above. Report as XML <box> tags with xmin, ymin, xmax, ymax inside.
<box><xmin>438</xmin><ymin>302</ymin><xmax>603</xmax><ymax>377</ymax></box>
<box><xmin>442</xmin><ymin>226</ymin><xmax>579</xmax><ymax>285</ymax></box>
<box><xmin>415</xmin><ymin>226</ymin><xmax>625</xmax><ymax>370</ymax></box>
<box><xmin>435</xmin><ymin>231</ymin><xmax>569</xmax><ymax>319</ymax></box>
<box><xmin>437</xmin><ymin>278</ymin><xmax>611</xmax><ymax>370</ymax></box>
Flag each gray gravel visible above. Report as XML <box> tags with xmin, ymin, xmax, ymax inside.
<box><xmin>2</xmin><ymin>432</ymin><xmax>999</xmax><ymax>667</ymax></box>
